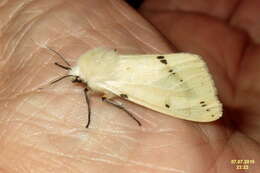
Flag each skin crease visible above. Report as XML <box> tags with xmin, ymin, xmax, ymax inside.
<box><xmin>0</xmin><ymin>0</ymin><xmax>260</xmax><ymax>172</ymax></box>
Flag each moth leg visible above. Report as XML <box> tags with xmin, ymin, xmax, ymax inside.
<box><xmin>84</xmin><ymin>88</ymin><xmax>91</xmax><ymax>128</ymax></box>
<box><xmin>102</xmin><ymin>97</ymin><xmax>142</xmax><ymax>126</ymax></box>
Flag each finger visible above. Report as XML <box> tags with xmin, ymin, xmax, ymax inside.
<box><xmin>140</xmin><ymin>0</ymin><xmax>238</xmax><ymax>19</ymax></box>
<box><xmin>231</xmin><ymin>0</ymin><xmax>260</xmax><ymax>43</ymax></box>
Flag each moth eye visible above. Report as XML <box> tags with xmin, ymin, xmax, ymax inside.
<box><xmin>72</xmin><ymin>76</ymin><xmax>82</xmax><ymax>83</ymax></box>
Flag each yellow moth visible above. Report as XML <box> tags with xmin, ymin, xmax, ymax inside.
<box><xmin>50</xmin><ymin>48</ymin><xmax>222</xmax><ymax>127</ymax></box>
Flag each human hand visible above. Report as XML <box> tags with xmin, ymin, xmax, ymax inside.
<box><xmin>0</xmin><ymin>0</ymin><xmax>259</xmax><ymax>172</ymax></box>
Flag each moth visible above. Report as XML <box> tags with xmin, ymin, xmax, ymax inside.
<box><xmin>49</xmin><ymin>47</ymin><xmax>222</xmax><ymax>128</ymax></box>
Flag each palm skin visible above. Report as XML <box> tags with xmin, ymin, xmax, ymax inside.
<box><xmin>0</xmin><ymin>0</ymin><xmax>259</xmax><ymax>172</ymax></box>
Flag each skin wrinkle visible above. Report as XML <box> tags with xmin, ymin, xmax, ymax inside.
<box><xmin>3</xmin><ymin>1</ymin><xmax>64</xmax><ymax>66</ymax></box>
<box><xmin>232</xmin><ymin>40</ymin><xmax>251</xmax><ymax>107</ymax></box>
<box><xmin>10</xmin><ymin>1</ymin><xmax>28</xmax><ymax>18</ymax></box>
<box><xmin>206</xmin><ymin>132</ymin><xmax>239</xmax><ymax>172</ymax></box>
<box><xmin>239</xmin><ymin>127</ymin><xmax>260</xmax><ymax>146</ymax></box>
<box><xmin>116</xmin><ymin>21</ymin><xmax>158</xmax><ymax>53</ymax></box>
<box><xmin>83</xmin><ymin>157</ymin><xmax>126</xmax><ymax>166</ymax></box>
<box><xmin>88</xmin><ymin>157</ymin><xmax>185</xmax><ymax>173</ymax></box>
<box><xmin>93</xmin><ymin>127</ymin><xmax>178</xmax><ymax>135</ymax></box>
<box><xmin>7</xmin><ymin>96</ymin><xmax>24</xmax><ymax>122</ymax></box>
<box><xmin>126</xmin><ymin>160</ymin><xmax>186</xmax><ymax>173</ymax></box>
<box><xmin>204</xmin><ymin>142</ymin><xmax>225</xmax><ymax>172</ymax></box>
<box><xmin>24</xmin><ymin>108</ymin><xmax>60</xmax><ymax>127</ymax></box>
<box><xmin>94</xmin><ymin>28</ymin><xmax>119</xmax><ymax>46</ymax></box>
<box><xmin>229</xmin><ymin>1</ymin><xmax>256</xmax><ymax>105</ymax></box>
<box><xmin>19</xmin><ymin>146</ymin><xmax>76</xmax><ymax>172</ymax></box>
<box><xmin>1</xmin><ymin>25</ymin><xmax>39</xmax><ymax>92</ymax></box>
<box><xmin>93</xmin><ymin>127</ymin><xmax>142</xmax><ymax>134</ymax></box>
<box><xmin>194</xmin><ymin>124</ymin><xmax>211</xmax><ymax>145</ymax></box>
<box><xmin>109</xmin><ymin>1</ymin><xmax>161</xmax><ymax>52</ymax></box>
<box><xmin>53</xmin><ymin>16</ymin><xmax>114</xmax><ymax>46</ymax></box>
<box><xmin>0</xmin><ymin>0</ymin><xmax>8</xmax><ymax>7</ymax></box>
<box><xmin>2</xmin><ymin>45</ymin><xmax>63</xmax><ymax>99</ymax></box>
<box><xmin>104</xmin><ymin>138</ymin><xmax>133</xmax><ymax>157</ymax></box>
<box><xmin>5</xmin><ymin>96</ymin><xmax>57</xmax><ymax>131</ymax></box>
<box><xmin>79</xmin><ymin>145</ymin><xmax>185</xmax><ymax>173</ymax></box>
<box><xmin>51</xmin><ymin>15</ymin><xmax>86</xmax><ymax>37</ymax></box>
<box><xmin>46</xmin><ymin>150</ymin><xmax>79</xmax><ymax>166</ymax></box>
<box><xmin>103</xmin><ymin>9</ymin><xmax>140</xmax><ymax>47</ymax></box>
<box><xmin>31</xmin><ymin>55</ymin><xmax>53</xmax><ymax>77</ymax></box>
<box><xmin>51</xmin><ymin>13</ymin><xmax>119</xmax><ymax>47</ymax></box>
<box><xmin>77</xmin><ymin>30</ymin><xmax>104</xmax><ymax>45</ymax></box>
<box><xmin>1</xmin><ymin>106</ymin><xmax>18</xmax><ymax>136</ymax></box>
<box><xmin>111</xmin><ymin>137</ymin><xmax>132</xmax><ymax>150</ymax></box>
<box><xmin>5</xmin><ymin>115</ymin><xmax>37</xmax><ymax>138</ymax></box>
<box><xmin>0</xmin><ymin>0</ymin><xmax>31</xmax><ymax>31</ymax></box>
<box><xmin>21</xmin><ymin>65</ymin><xmax>41</xmax><ymax>91</ymax></box>
<box><xmin>143</xmin><ymin>143</ymin><xmax>177</xmax><ymax>150</ymax></box>
<box><xmin>68</xmin><ymin>1</ymin><xmax>114</xmax><ymax>33</ymax></box>
<box><xmin>51</xmin><ymin>3</ymin><xmax>98</xmax><ymax>34</ymax></box>
<box><xmin>103</xmin><ymin>118</ymin><xmax>135</xmax><ymax>129</ymax></box>
<box><xmin>227</xmin><ymin>0</ymin><xmax>243</xmax><ymax>23</ymax></box>
<box><xmin>216</xmin><ymin>32</ymin><xmax>246</xmax><ymax>88</ymax></box>
<box><xmin>86</xmin><ymin>138</ymin><xmax>130</xmax><ymax>157</ymax></box>
<box><xmin>0</xmin><ymin>89</ymin><xmax>40</xmax><ymax>101</ymax></box>
<box><xmin>110</xmin><ymin>0</ymin><xmax>157</xmax><ymax>36</ymax></box>
<box><xmin>107</xmin><ymin>133</ymin><xmax>140</xmax><ymax>144</ymax></box>
<box><xmin>4</xmin><ymin>9</ymin><xmax>37</xmax><ymax>59</ymax></box>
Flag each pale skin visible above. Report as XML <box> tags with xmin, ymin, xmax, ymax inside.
<box><xmin>0</xmin><ymin>0</ymin><xmax>260</xmax><ymax>172</ymax></box>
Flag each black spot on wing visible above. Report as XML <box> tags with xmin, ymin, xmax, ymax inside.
<box><xmin>120</xmin><ymin>94</ymin><xmax>128</xmax><ymax>99</ymax></box>
<box><xmin>168</xmin><ymin>69</ymin><xmax>176</xmax><ymax>76</ymax></box>
<box><xmin>199</xmin><ymin>101</ymin><xmax>207</xmax><ymax>107</ymax></box>
<box><xmin>160</xmin><ymin>59</ymin><xmax>167</xmax><ymax>64</ymax></box>
<box><xmin>165</xmin><ymin>104</ymin><xmax>170</xmax><ymax>108</ymax></box>
<box><xmin>157</xmin><ymin>56</ymin><xmax>165</xmax><ymax>59</ymax></box>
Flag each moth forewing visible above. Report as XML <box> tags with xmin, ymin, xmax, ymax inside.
<box><xmin>59</xmin><ymin>48</ymin><xmax>222</xmax><ymax>127</ymax></box>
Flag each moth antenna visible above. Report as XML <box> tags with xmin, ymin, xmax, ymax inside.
<box><xmin>50</xmin><ymin>75</ymin><xmax>74</xmax><ymax>85</ymax></box>
<box><xmin>30</xmin><ymin>38</ymin><xmax>71</xmax><ymax>67</ymax></box>
<box><xmin>45</xmin><ymin>46</ymin><xmax>71</xmax><ymax>67</ymax></box>
<box><xmin>54</xmin><ymin>62</ymin><xmax>71</xmax><ymax>70</ymax></box>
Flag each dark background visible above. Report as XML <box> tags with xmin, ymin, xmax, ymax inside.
<box><xmin>125</xmin><ymin>0</ymin><xmax>144</xmax><ymax>9</ymax></box>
